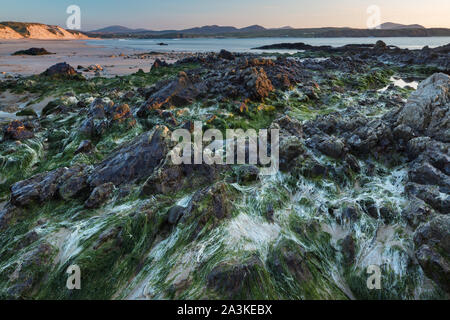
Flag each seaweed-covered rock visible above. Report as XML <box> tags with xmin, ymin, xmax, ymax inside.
<box><xmin>88</xmin><ymin>126</ymin><xmax>171</xmax><ymax>187</ymax></box>
<box><xmin>207</xmin><ymin>255</ymin><xmax>264</xmax><ymax>298</ymax></box>
<box><xmin>6</xmin><ymin>242</ymin><xmax>54</xmax><ymax>299</ymax></box>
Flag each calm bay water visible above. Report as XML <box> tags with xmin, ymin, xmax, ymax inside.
<box><xmin>87</xmin><ymin>37</ymin><xmax>450</xmax><ymax>54</ymax></box>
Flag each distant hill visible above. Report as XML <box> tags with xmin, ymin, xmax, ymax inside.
<box><xmin>90</xmin><ymin>25</ymin><xmax>149</xmax><ymax>34</ymax></box>
<box><xmin>271</xmin><ymin>26</ymin><xmax>294</xmax><ymax>30</ymax></box>
<box><xmin>377</xmin><ymin>22</ymin><xmax>425</xmax><ymax>30</ymax></box>
<box><xmin>0</xmin><ymin>21</ymin><xmax>90</xmax><ymax>39</ymax></box>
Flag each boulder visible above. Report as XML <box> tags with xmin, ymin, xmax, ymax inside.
<box><xmin>41</xmin><ymin>62</ymin><xmax>81</xmax><ymax>79</ymax></box>
<box><xmin>396</xmin><ymin>73</ymin><xmax>450</xmax><ymax>142</ymax></box>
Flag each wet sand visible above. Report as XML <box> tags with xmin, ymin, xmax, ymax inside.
<box><xmin>0</xmin><ymin>39</ymin><xmax>189</xmax><ymax>77</ymax></box>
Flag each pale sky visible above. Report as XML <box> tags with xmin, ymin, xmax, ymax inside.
<box><xmin>0</xmin><ymin>0</ymin><xmax>449</xmax><ymax>31</ymax></box>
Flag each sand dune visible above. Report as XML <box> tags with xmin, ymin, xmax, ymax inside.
<box><xmin>0</xmin><ymin>22</ymin><xmax>89</xmax><ymax>40</ymax></box>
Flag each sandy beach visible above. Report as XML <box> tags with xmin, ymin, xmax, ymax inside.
<box><xmin>0</xmin><ymin>39</ymin><xmax>190</xmax><ymax>77</ymax></box>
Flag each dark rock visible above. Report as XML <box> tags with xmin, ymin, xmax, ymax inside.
<box><xmin>409</xmin><ymin>161</ymin><xmax>450</xmax><ymax>193</ymax></box>
<box><xmin>84</xmin><ymin>182</ymin><xmax>115</xmax><ymax>209</ymax></box>
<box><xmin>414</xmin><ymin>215</ymin><xmax>450</xmax><ymax>293</ymax></box>
<box><xmin>2</xmin><ymin>120</ymin><xmax>34</xmax><ymax>141</ymax></box>
<box><xmin>345</xmin><ymin>154</ymin><xmax>361</xmax><ymax>173</ymax></box>
<box><xmin>218</xmin><ymin>49</ymin><xmax>235</xmax><ymax>60</ymax></box>
<box><xmin>402</xmin><ymin>197</ymin><xmax>435</xmax><ymax>228</ymax></box>
<box><xmin>88</xmin><ymin>126</ymin><xmax>171</xmax><ymax>187</ymax></box>
<box><xmin>341</xmin><ymin>235</ymin><xmax>356</xmax><ymax>266</ymax></box>
<box><xmin>11</xmin><ymin>168</ymin><xmax>66</xmax><ymax>206</ymax></box>
<box><xmin>235</xmin><ymin>165</ymin><xmax>259</xmax><ymax>183</ymax></box>
<box><xmin>406</xmin><ymin>183</ymin><xmax>449</xmax><ymax>214</ymax></box>
<box><xmin>167</xmin><ymin>205</ymin><xmax>185</xmax><ymax>225</ymax></box>
<box><xmin>58</xmin><ymin>165</ymin><xmax>89</xmax><ymax>201</ymax></box>
<box><xmin>342</xmin><ymin>207</ymin><xmax>359</xmax><ymax>222</ymax></box>
<box><xmin>316</xmin><ymin>136</ymin><xmax>346</xmax><ymax>159</ymax></box>
<box><xmin>152</xmin><ymin>58</ymin><xmax>170</xmax><ymax>69</ymax></box>
<box><xmin>396</xmin><ymin>73</ymin><xmax>449</xmax><ymax>142</ymax></box>
<box><xmin>12</xmin><ymin>48</ymin><xmax>53</xmax><ymax>56</ymax></box>
<box><xmin>279</xmin><ymin>136</ymin><xmax>305</xmax><ymax>171</ymax></box>
<box><xmin>41</xmin><ymin>62</ymin><xmax>82</xmax><ymax>79</ymax></box>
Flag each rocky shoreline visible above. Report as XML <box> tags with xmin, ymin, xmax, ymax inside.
<box><xmin>0</xmin><ymin>42</ymin><xmax>448</xmax><ymax>299</ymax></box>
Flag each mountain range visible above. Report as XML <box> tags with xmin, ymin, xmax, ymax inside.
<box><xmin>91</xmin><ymin>22</ymin><xmax>429</xmax><ymax>35</ymax></box>
<box><xmin>90</xmin><ymin>24</ymin><xmax>286</xmax><ymax>34</ymax></box>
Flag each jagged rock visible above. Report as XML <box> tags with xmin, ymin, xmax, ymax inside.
<box><xmin>138</xmin><ymin>71</ymin><xmax>201</xmax><ymax>114</ymax></box>
<box><xmin>11</xmin><ymin>168</ymin><xmax>66</xmax><ymax>206</ymax></box>
<box><xmin>414</xmin><ymin>215</ymin><xmax>450</xmax><ymax>293</ymax></box>
<box><xmin>273</xmin><ymin>115</ymin><xmax>303</xmax><ymax>137</ymax></box>
<box><xmin>402</xmin><ymin>197</ymin><xmax>435</xmax><ymax>228</ymax></box>
<box><xmin>406</xmin><ymin>182</ymin><xmax>450</xmax><ymax>214</ymax></box>
<box><xmin>396</xmin><ymin>73</ymin><xmax>450</xmax><ymax>142</ymax></box>
<box><xmin>142</xmin><ymin>149</ymin><xmax>227</xmax><ymax>195</ymax></box>
<box><xmin>88</xmin><ymin>126</ymin><xmax>171</xmax><ymax>187</ymax></box>
<box><xmin>10</xmin><ymin>165</ymin><xmax>90</xmax><ymax>206</ymax></box>
<box><xmin>409</xmin><ymin>161</ymin><xmax>450</xmax><ymax>193</ymax></box>
<box><xmin>316</xmin><ymin>135</ymin><xmax>346</xmax><ymax>159</ymax></box>
<box><xmin>2</xmin><ymin>120</ymin><xmax>34</xmax><ymax>141</ymax></box>
<box><xmin>84</xmin><ymin>182</ymin><xmax>115</xmax><ymax>209</ymax></box>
